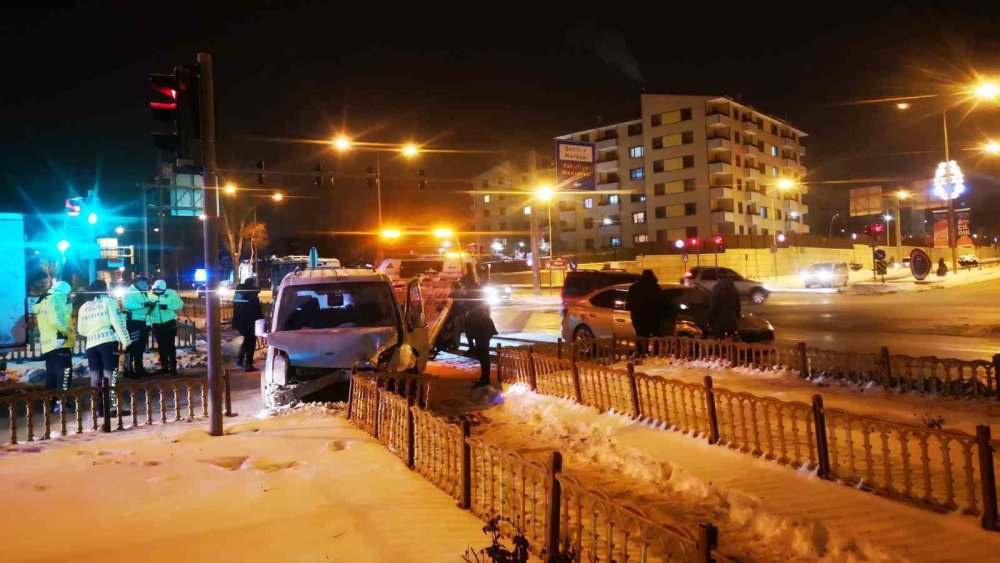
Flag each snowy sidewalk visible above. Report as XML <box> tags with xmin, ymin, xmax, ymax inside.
<box><xmin>0</xmin><ymin>404</ymin><xmax>486</xmax><ymax>562</ymax></box>
<box><xmin>629</xmin><ymin>357</ymin><xmax>1000</xmax><ymax>435</ymax></box>
<box><xmin>480</xmin><ymin>387</ymin><xmax>1000</xmax><ymax>562</ymax></box>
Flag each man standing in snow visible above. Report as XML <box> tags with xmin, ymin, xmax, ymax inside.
<box><xmin>708</xmin><ymin>276</ymin><xmax>741</xmax><ymax>339</ymax></box>
<box><xmin>627</xmin><ymin>269</ymin><xmax>665</xmax><ymax>356</ymax></box>
<box><xmin>36</xmin><ymin>280</ymin><xmax>75</xmax><ymax>411</ymax></box>
<box><xmin>232</xmin><ymin>278</ymin><xmax>264</xmax><ymax>371</ymax></box>
<box><xmin>468</xmin><ymin>302</ymin><xmax>498</xmax><ymax>388</ymax></box>
<box><xmin>147</xmin><ymin>280</ymin><xmax>184</xmax><ymax>376</ymax></box>
<box><xmin>77</xmin><ymin>280</ymin><xmax>131</xmax><ymax>415</ymax></box>
<box><xmin>122</xmin><ymin>276</ymin><xmax>152</xmax><ymax>378</ymax></box>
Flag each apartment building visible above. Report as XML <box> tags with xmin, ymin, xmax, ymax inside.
<box><xmin>551</xmin><ymin>94</ymin><xmax>809</xmax><ymax>254</ymax></box>
<box><xmin>469</xmin><ymin>161</ymin><xmax>556</xmax><ymax>253</ymax></box>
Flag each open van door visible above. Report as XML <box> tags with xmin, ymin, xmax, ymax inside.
<box><xmin>404</xmin><ymin>278</ymin><xmax>429</xmax><ymax>372</ymax></box>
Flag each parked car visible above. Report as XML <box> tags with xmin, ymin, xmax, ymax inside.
<box><xmin>561</xmin><ymin>283</ymin><xmax>775</xmax><ymax>344</ymax></box>
<box><xmin>561</xmin><ymin>269</ymin><xmax>641</xmax><ymax>308</ymax></box>
<box><xmin>958</xmin><ymin>254</ymin><xmax>980</xmax><ymax>267</ymax></box>
<box><xmin>680</xmin><ymin>267</ymin><xmax>770</xmax><ymax>304</ymax></box>
<box><xmin>799</xmin><ymin>261</ymin><xmax>849</xmax><ymax>288</ymax></box>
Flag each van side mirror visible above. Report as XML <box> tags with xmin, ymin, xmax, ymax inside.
<box><xmin>254</xmin><ymin>318</ymin><xmax>268</xmax><ymax>338</ymax></box>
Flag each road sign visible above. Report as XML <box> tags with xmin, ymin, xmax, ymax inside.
<box><xmin>555</xmin><ymin>140</ymin><xmax>595</xmax><ymax>191</ymax></box>
<box><xmin>682</xmin><ymin>253</ymin><xmax>689</xmax><ymax>263</ymax></box>
<box><xmin>98</xmin><ymin>238</ymin><xmax>120</xmax><ymax>259</ymax></box>
<box><xmin>547</xmin><ymin>258</ymin><xmax>568</xmax><ymax>270</ymax></box>
<box><xmin>873</xmin><ymin>249</ymin><xmax>886</xmax><ymax>261</ymax></box>
<box><xmin>910</xmin><ymin>249</ymin><xmax>931</xmax><ymax>281</ymax></box>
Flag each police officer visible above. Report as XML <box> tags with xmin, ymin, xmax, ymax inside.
<box><xmin>77</xmin><ymin>280</ymin><xmax>131</xmax><ymax>414</ymax></box>
<box><xmin>36</xmin><ymin>280</ymin><xmax>75</xmax><ymax>412</ymax></box>
<box><xmin>468</xmin><ymin>300</ymin><xmax>498</xmax><ymax>389</ymax></box>
<box><xmin>148</xmin><ymin>280</ymin><xmax>184</xmax><ymax>376</ymax></box>
<box><xmin>122</xmin><ymin>276</ymin><xmax>152</xmax><ymax>378</ymax></box>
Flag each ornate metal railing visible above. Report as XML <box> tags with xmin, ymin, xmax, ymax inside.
<box><xmin>499</xmin><ymin>342</ymin><xmax>1000</xmax><ymax>531</ymax></box>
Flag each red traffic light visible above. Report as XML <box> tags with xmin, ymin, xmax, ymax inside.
<box><xmin>871</xmin><ymin>223</ymin><xmax>885</xmax><ymax>234</ymax></box>
<box><xmin>688</xmin><ymin>237</ymin><xmax>699</xmax><ymax>247</ymax></box>
<box><xmin>712</xmin><ymin>235</ymin><xmax>724</xmax><ymax>246</ymax></box>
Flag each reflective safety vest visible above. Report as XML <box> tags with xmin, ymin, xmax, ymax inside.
<box><xmin>146</xmin><ymin>289</ymin><xmax>184</xmax><ymax>325</ymax></box>
<box><xmin>36</xmin><ymin>293</ymin><xmax>76</xmax><ymax>354</ymax></box>
<box><xmin>77</xmin><ymin>296</ymin><xmax>131</xmax><ymax>349</ymax></box>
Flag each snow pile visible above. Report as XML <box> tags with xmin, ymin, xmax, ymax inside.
<box><xmin>0</xmin><ymin>401</ymin><xmax>485</xmax><ymax>562</ymax></box>
<box><xmin>490</xmin><ymin>384</ymin><xmax>895</xmax><ymax>561</ymax></box>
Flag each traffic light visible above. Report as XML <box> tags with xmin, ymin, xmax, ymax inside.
<box><xmin>688</xmin><ymin>237</ymin><xmax>700</xmax><ymax>249</ymax></box>
<box><xmin>149</xmin><ymin>66</ymin><xmax>200</xmax><ymax>166</ymax></box>
<box><xmin>257</xmin><ymin>161</ymin><xmax>266</xmax><ymax>185</ymax></box>
<box><xmin>65</xmin><ymin>197</ymin><xmax>83</xmax><ymax>217</ymax></box>
<box><xmin>314</xmin><ymin>163</ymin><xmax>324</xmax><ymax>188</ymax></box>
<box><xmin>417</xmin><ymin>169</ymin><xmax>427</xmax><ymax>190</ymax></box>
<box><xmin>712</xmin><ymin>235</ymin><xmax>724</xmax><ymax>252</ymax></box>
<box><xmin>366</xmin><ymin>165</ymin><xmax>376</xmax><ymax>188</ymax></box>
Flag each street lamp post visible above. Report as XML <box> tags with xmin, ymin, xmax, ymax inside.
<box><xmin>828</xmin><ymin>213</ymin><xmax>840</xmax><ymax>239</ymax></box>
<box><xmin>770</xmin><ymin>178</ymin><xmax>794</xmax><ymax>280</ymax></box>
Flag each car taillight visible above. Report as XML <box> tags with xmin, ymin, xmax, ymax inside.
<box><xmin>684</xmin><ymin>271</ymin><xmax>693</xmax><ymax>278</ymax></box>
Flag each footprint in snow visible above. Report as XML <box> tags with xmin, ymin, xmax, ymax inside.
<box><xmin>249</xmin><ymin>459</ymin><xmax>298</xmax><ymax>472</ymax></box>
<box><xmin>199</xmin><ymin>456</ymin><xmax>250</xmax><ymax>470</ymax></box>
<box><xmin>327</xmin><ymin>440</ymin><xmax>349</xmax><ymax>452</ymax></box>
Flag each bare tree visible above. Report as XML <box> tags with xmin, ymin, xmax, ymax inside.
<box><xmin>242</xmin><ymin>221</ymin><xmax>270</xmax><ymax>271</ymax></box>
<box><xmin>220</xmin><ymin>198</ymin><xmax>253</xmax><ymax>278</ymax></box>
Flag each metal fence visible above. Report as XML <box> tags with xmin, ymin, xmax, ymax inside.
<box><xmin>0</xmin><ymin>372</ymin><xmax>242</xmax><ymax>446</ymax></box>
<box><xmin>7</xmin><ymin>320</ymin><xmax>200</xmax><ymax>365</ymax></box>
<box><xmin>498</xmin><ymin>342</ymin><xmax>1000</xmax><ymax>532</ymax></box>
<box><xmin>347</xmin><ymin>372</ymin><xmax>729</xmax><ymax>561</ymax></box>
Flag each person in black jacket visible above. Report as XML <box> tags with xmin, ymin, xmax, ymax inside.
<box><xmin>627</xmin><ymin>269</ymin><xmax>665</xmax><ymax>355</ymax></box>
<box><xmin>468</xmin><ymin>302</ymin><xmax>498</xmax><ymax>389</ymax></box>
<box><xmin>232</xmin><ymin>278</ymin><xmax>265</xmax><ymax>371</ymax></box>
<box><xmin>708</xmin><ymin>277</ymin><xmax>741</xmax><ymax>339</ymax></box>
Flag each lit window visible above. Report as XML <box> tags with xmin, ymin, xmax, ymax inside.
<box><xmin>608</xmin><ymin>194</ymin><xmax>619</xmax><ymax>205</ymax></box>
<box><xmin>632</xmin><ymin>211</ymin><xmax>646</xmax><ymax>224</ymax></box>
<box><xmin>629</xmin><ymin>146</ymin><xmax>644</xmax><ymax>159</ymax></box>
<box><xmin>771</xmin><ymin>166</ymin><xmax>779</xmax><ymax>177</ymax></box>
<box><xmin>770</xmin><ymin>145</ymin><xmax>778</xmax><ymax>157</ymax></box>
<box><xmin>633</xmin><ymin>234</ymin><xmax>649</xmax><ymax>244</ymax></box>
<box><xmin>523</xmin><ymin>206</ymin><xmax>531</xmax><ymax>215</ymax></box>
<box><xmin>610</xmin><ymin>236</ymin><xmax>622</xmax><ymax>247</ymax></box>
<box><xmin>584</xmin><ymin>198</ymin><xmax>594</xmax><ymax>209</ymax></box>
<box><xmin>630</xmin><ymin>167</ymin><xmax>644</xmax><ymax>180</ymax></box>
<box><xmin>483</xmin><ymin>194</ymin><xmax>490</xmax><ymax>203</ymax></box>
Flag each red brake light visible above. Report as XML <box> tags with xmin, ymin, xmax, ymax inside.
<box><xmin>684</xmin><ymin>272</ymin><xmax>693</xmax><ymax>278</ymax></box>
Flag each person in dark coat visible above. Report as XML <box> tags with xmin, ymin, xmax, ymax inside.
<box><xmin>232</xmin><ymin>278</ymin><xmax>265</xmax><ymax>371</ymax></box>
<box><xmin>708</xmin><ymin>277</ymin><xmax>741</xmax><ymax>339</ymax></box>
<box><xmin>627</xmin><ymin>270</ymin><xmax>665</xmax><ymax>355</ymax></box>
<box><xmin>468</xmin><ymin>303</ymin><xmax>498</xmax><ymax>388</ymax></box>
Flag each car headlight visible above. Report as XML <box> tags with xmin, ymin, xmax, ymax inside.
<box><xmin>112</xmin><ymin>287</ymin><xmax>127</xmax><ymax>300</ymax></box>
<box><xmin>483</xmin><ymin>286</ymin><xmax>501</xmax><ymax>306</ymax></box>
<box><xmin>799</xmin><ymin>271</ymin><xmax>812</xmax><ymax>280</ymax></box>
<box><xmin>762</xmin><ymin>284</ymin><xmax>772</xmax><ymax>291</ymax></box>
<box><xmin>817</xmin><ymin>271</ymin><xmax>832</xmax><ymax>281</ymax></box>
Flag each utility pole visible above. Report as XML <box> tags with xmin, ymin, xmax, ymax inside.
<box><xmin>375</xmin><ymin>155</ymin><xmax>384</xmax><ymax>265</ymax></box>
<box><xmin>198</xmin><ymin>51</ymin><xmax>224</xmax><ymax>437</ymax></box>
<box><xmin>943</xmin><ymin>111</ymin><xmax>958</xmax><ymax>273</ymax></box>
<box><xmin>529</xmin><ymin>151</ymin><xmax>541</xmax><ymax>295</ymax></box>
<box><xmin>894</xmin><ymin>196</ymin><xmax>903</xmax><ymax>264</ymax></box>
<box><xmin>141</xmin><ymin>185</ymin><xmax>150</xmax><ymax>278</ymax></box>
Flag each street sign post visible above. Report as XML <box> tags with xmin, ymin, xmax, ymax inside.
<box><xmin>547</xmin><ymin>258</ymin><xmax>568</xmax><ymax>270</ymax></box>
<box><xmin>873</xmin><ymin>249</ymin><xmax>887</xmax><ymax>261</ymax></box>
<box><xmin>682</xmin><ymin>253</ymin><xmax>689</xmax><ymax>264</ymax></box>
<box><xmin>555</xmin><ymin>140</ymin><xmax>595</xmax><ymax>191</ymax></box>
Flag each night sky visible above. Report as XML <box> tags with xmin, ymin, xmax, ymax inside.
<box><xmin>4</xmin><ymin>0</ymin><xmax>1000</xmax><ymax>258</ymax></box>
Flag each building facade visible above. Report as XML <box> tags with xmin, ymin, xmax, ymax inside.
<box><xmin>554</xmin><ymin>94</ymin><xmax>809</xmax><ymax>254</ymax></box>
<box><xmin>469</xmin><ymin>161</ymin><xmax>556</xmax><ymax>255</ymax></box>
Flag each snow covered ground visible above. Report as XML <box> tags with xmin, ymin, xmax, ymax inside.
<box><xmin>475</xmin><ymin>384</ymin><xmax>1000</xmax><ymax>562</ymax></box>
<box><xmin>626</xmin><ymin>357</ymin><xmax>1000</xmax><ymax>434</ymax></box>
<box><xmin>0</xmin><ymin>403</ymin><xmax>487</xmax><ymax>562</ymax></box>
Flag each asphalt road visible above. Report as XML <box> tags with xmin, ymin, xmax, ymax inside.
<box><xmin>490</xmin><ymin>278</ymin><xmax>1000</xmax><ymax>361</ymax></box>
<box><xmin>747</xmin><ymin>278</ymin><xmax>1000</xmax><ymax>360</ymax></box>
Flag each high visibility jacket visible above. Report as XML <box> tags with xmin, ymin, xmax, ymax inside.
<box><xmin>123</xmin><ymin>285</ymin><xmax>152</xmax><ymax>323</ymax></box>
<box><xmin>36</xmin><ymin>293</ymin><xmax>76</xmax><ymax>354</ymax></box>
<box><xmin>146</xmin><ymin>289</ymin><xmax>184</xmax><ymax>325</ymax></box>
<box><xmin>77</xmin><ymin>296</ymin><xmax>131</xmax><ymax>349</ymax></box>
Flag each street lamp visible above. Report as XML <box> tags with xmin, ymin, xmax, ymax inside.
<box><xmin>973</xmin><ymin>80</ymin><xmax>1000</xmax><ymax>101</ymax></box>
<box><xmin>115</xmin><ymin>226</ymin><xmax>125</xmax><ymax>235</ymax></box>
<box><xmin>983</xmin><ymin>140</ymin><xmax>1000</xmax><ymax>155</ymax></box>
<box><xmin>769</xmin><ymin>178</ymin><xmax>795</xmax><ymax>280</ymax></box>
<box><xmin>401</xmin><ymin>144</ymin><xmax>419</xmax><ymax>158</ymax></box>
<box><xmin>333</xmin><ymin>135</ymin><xmax>351</xmax><ymax>151</ymax></box>
<box><xmin>381</xmin><ymin>228</ymin><xmax>401</xmax><ymax>240</ymax></box>
<box><xmin>224</xmin><ymin>183</ymin><xmax>238</xmax><ymax>196</ymax></box>
<box><xmin>272</xmin><ymin>191</ymin><xmax>284</xmax><ymax>202</ymax></box>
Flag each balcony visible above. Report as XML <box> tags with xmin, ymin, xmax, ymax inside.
<box><xmin>595</xmin><ymin>137</ymin><xmax>618</xmax><ymax>151</ymax></box>
<box><xmin>711</xmin><ymin>211</ymin><xmax>735</xmax><ymax>224</ymax></box>
<box><xmin>595</xmin><ymin>158</ymin><xmax>618</xmax><ymax>172</ymax></box>
<box><xmin>744</xmin><ymin>144</ymin><xmax>761</xmax><ymax>157</ymax></box>
<box><xmin>709</xmin><ymin>187</ymin><xmax>734</xmax><ymax>200</ymax></box>
<box><xmin>706</xmin><ymin>114</ymin><xmax>732</xmax><ymax>128</ymax></box>
<box><xmin>596</xmin><ymin>181</ymin><xmax>619</xmax><ymax>191</ymax></box>
<box><xmin>708</xmin><ymin>161</ymin><xmax>733</xmax><ymax>175</ymax></box>
<box><xmin>799</xmin><ymin>145</ymin><xmax>807</xmax><ymax>156</ymax></box>
<box><xmin>749</xmin><ymin>191</ymin><xmax>767</xmax><ymax>205</ymax></box>
<box><xmin>706</xmin><ymin>137</ymin><xmax>732</xmax><ymax>152</ymax></box>
<box><xmin>741</xmin><ymin>121</ymin><xmax>759</xmax><ymax>135</ymax></box>
<box><xmin>782</xmin><ymin>136</ymin><xmax>796</xmax><ymax>149</ymax></box>
<box><xmin>751</xmin><ymin>214</ymin><xmax>769</xmax><ymax>227</ymax></box>
<box><xmin>745</xmin><ymin>167</ymin><xmax>762</xmax><ymax>180</ymax></box>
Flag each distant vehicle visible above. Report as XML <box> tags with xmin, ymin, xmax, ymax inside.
<box><xmin>482</xmin><ymin>284</ymin><xmax>512</xmax><ymax>305</ymax></box>
<box><xmin>270</xmin><ymin>255</ymin><xmax>342</xmax><ymax>292</ymax></box>
<box><xmin>681</xmin><ymin>267</ymin><xmax>770</xmax><ymax>304</ymax></box>
<box><xmin>799</xmin><ymin>261</ymin><xmax>849</xmax><ymax>288</ymax></box>
<box><xmin>958</xmin><ymin>254</ymin><xmax>980</xmax><ymax>267</ymax></box>
<box><xmin>849</xmin><ymin>262</ymin><xmax>864</xmax><ymax>271</ymax></box>
<box><xmin>561</xmin><ymin>269</ymin><xmax>641</xmax><ymax>309</ymax></box>
<box><xmin>561</xmin><ymin>283</ymin><xmax>775</xmax><ymax>344</ymax></box>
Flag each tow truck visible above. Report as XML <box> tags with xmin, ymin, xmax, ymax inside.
<box><xmin>257</xmin><ymin>250</ymin><xmax>428</xmax><ymax>409</ymax></box>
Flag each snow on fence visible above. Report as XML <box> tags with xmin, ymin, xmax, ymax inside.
<box><xmin>498</xmin><ymin>343</ymin><xmax>1000</xmax><ymax>532</ymax></box>
<box><xmin>0</xmin><ymin>373</ymin><xmax>232</xmax><ymax>446</ymax></box>
<box><xmin>347</xmin><ymin>372</ymin><xmax>729</xmax><ymax>561</ymax></box>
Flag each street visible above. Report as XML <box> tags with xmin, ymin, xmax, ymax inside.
<box><xmin>490</xmin><ymin>276</ymin><xmax>1000</xmax><ymax>361</ymax></box>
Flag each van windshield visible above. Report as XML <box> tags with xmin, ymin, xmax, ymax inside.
<box><xmin>277</xmin><ymin>282</ymin><xmax>398</xmax><ymax>331</ymax></box>
<box><xmin>400</xmin><ymin>260</ymin><xmax>445</xmax><ymax>278</ymax></box>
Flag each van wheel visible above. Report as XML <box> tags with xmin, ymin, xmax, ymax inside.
<box><xmin>573</xmin><ymin>326</ymin><xmax>595</xmax><ymax>355</ymax></box>
<box><xmin>749</xmin><ymin>289</ymin><xmax>768</xmax><ymax>304</ymax></box>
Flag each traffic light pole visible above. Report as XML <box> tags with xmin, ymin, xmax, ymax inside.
<box><xmin>198</xmin><ymin>51</ymin><xmax>224</xmax><ymax>437</ymax></box>
<box><xmin>528</xmin><ymin>151</ymin><xmax>541</xmax><ymax>296</ymax></box>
